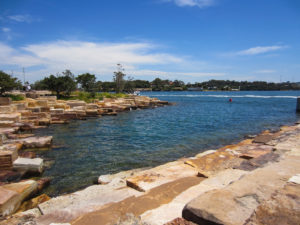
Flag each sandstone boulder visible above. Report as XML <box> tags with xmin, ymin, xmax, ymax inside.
<box><xmin>244</xmin><ymin>182</ymin><xmax>300</xmax><ymax>225</ymax></box>
<box><xmin>0</xmin><ymin>180</ymin><xmax>38</xmax><ymax>216</ymax></box>
<box><xmin>183</xmin><ymin>155</ymin><xmax>300</xmax><ymax>225</ymax></box>
<box><xmin>0</xmin><ymin>97</ymin><xmax>11</xmax><ymax>106</ymax></box>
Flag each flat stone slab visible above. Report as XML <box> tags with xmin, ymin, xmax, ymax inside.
<box><xmin>182</xmin><ymin>155</ymin><xmax>300</xmax><ymax>225</ymax></box>
<box><xmin>140</xmin><ymin>169</ymin><xmax>247</xmax><ymax>225</ymax></box>
<box><xmin>0</xmin><ymin>113</ymin><xmax>21</xmax><ymax>122</ymax></box>
<box><xmin>13</xmin><ymin>157</ymin><xmax>44</xmax><ymax>173</ymax></box>
<box><xmin>126</xmin><ymin>161</ymin><xmax>198</xmax><ymax>192</ymax></box>
<box><xmin>71</xmin><ymin>177</ymin><xmax>201</xmax><ymax>225</ymax></box>
<box><xmin>98</xmin><ymin>168</ymin><xmax>146</xmax><ymax>184</ymax></box>
<box><xmin>236</xmin><ymin>144</ymin><xmax>274</xmax><ymax>159</ymax></box>
<box><xmin>253</xmin><ymin>134</ymin><xmax>275</xmax><ymax>144</ymax></box>
<box><xmin>5</xmin><ymin>136</ymin><xmax>53</xmax><ymax>149</ymax></box>
<box><xmin>37</xmin><ymin>179</ymin><xmax>142</xmax><ymax>224</ymax></box>
<box><xmin>184</xmin><ymin>150</ymin><xmax>242</xmax><ymax>177</ymax></box>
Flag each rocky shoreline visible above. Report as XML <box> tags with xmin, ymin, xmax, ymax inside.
<box><xmin>0</xmin><ymin>91</ymin><xmax>171</xmax><ymax>222</ymax></box>
<box><xmin>0</xmin><ymin>92</ymin><xmax>300</xmax><ymax>225</ymax></box>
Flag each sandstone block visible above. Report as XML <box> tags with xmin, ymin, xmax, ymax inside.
<box><xmin>183</xmin><ymin>155</ymin><xmax>300</xmax><ymax>225</ymax></box>
<box><xmin>0</xmin><ymin>97</ymin><xmax>11</xmax><ymax>106</ymax></box>
<box><xmin>50</xmin><ymin>108</ymin><xmax>64</xmax><ymax>114</ymax></box>
<box><xmin>13</xmin><ymin>157</ymin><xmax>44</xmax><ymax>174</ymax></box>
<box><xmin>0</xmin><ymin>180</ymin><xmax>38</xmax><ymax>216</ymax></box>
<box><xmin>0</xmin><ymin>105</ymin><xmax>16</xmax><ymax>113</ymax></box>
<box><xmin>12</xmin><ymin>102</ymin><xmax>28</xmax><ymax>111</ymax></box>
<box><xmin>244</xmin><ymin>183</ymin><xmax>300</xmax><ymax>225</ymax></box>
<box><xmin>0</xmin><ymin>186</ymin><xmax>19</xmax><ymax>217</ymax></box>
<box><xmin>36</xmin><ymin>100</ymin><xmax>48</xmax><ymax>107</ymax></box>
<box><xmin>126</xmin><ymin>161</ymin><xmax>198</xmax><ymax>192</ymax></box>
<box><xmin>0</xmin><ymin>113</ymin><xmax>21</xmax><ymax>122</ymax></box>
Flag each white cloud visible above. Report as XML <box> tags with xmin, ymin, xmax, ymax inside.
<box><xmin>2</xmin><ymin>27</ymin><xmax>11</xmax><ymax>33</ymax></box>
<box><xmin>255</xmin><ymin>70</ymin><xmax>276</xmax><ymax>74</ymax></box>
<box><xmin>236</xmin><ymin>45</ymin><xmax>287</xmax><ymax>56</ymax></box>
<box><xmin>8</xmin><ymin>14</ymin><xmax>33</xmax><ymax>23</ymax></box>
<box><xmin>164</xmin><ymin>0</ymin><xmax>215</xmax><ymax>8</ymax></box>
<box><xmin>129</xmin><ymin>69</ymin><xmax>224</xmax><ymax>79</ymax></box>
<box><xmin>0</xmin><ymin>40</ymin><xmax>224</xmax><ymax>82</ymax></box>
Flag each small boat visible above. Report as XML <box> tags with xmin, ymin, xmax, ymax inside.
<box><xmin>133</xmin><ymin>90</ymin><xmax>140</xmax><ymax>96</ymax></box>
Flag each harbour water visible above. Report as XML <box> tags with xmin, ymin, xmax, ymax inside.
<box><xmin>35</xmin><ymin>91</ymin><xmax>300</xmax><ymax>196</ymax></box>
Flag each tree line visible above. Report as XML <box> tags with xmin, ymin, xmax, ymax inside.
<box><xmin>1</xmin><ymin>68</ymin><xmax>300</xmax><ymax>97</ymax></box>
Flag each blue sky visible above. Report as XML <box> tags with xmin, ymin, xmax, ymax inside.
<box><xmin>0</xmin><ymin>0</ymin><xmax>299</xmax><ymax>83</ymax></box>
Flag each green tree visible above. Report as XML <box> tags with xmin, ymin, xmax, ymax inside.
<box><xmin>76</xmin><ymin>73</ymin><xmax>96</xmax><ymax>92</ymax></box>
<box><xmin>113</xmin><ymin>64</ymin><xmax>126</xmax><ymax>93</ymax></box>
<box><xmin>35</xmin><ymin>70</ymin><xmax>76</xmax><ymax>97</ymax></box>
<box><xmin>0</xmin><ymin>71</ymin><xmax>22</xmax><ymax>96</ymax></box>
<box><xmin>124</xmin><ymin>76</ymin><xmax>135</xmax><ymax>93</ymax></box>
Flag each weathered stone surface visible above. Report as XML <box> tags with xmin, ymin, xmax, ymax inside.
<box><xmin>0</xmin><ymin>213</ymin><xmax>38</xmax><ymax>225</ymax></box>
<box><xmin>36</xmin><ymin>100</ymin><xmax>49</xmax><ymax>107</ymax></box>
<box><xmin>253</xmin><ymin>134</ymin><xmax>276</xmax><ymax>144</ymax></box>
<box><xmin>234</xmin><ymin>152</ymin><xmax>280</xmax><ymax>171</ymax></box>
<box><xmin>0</xmin><ymin>120</ymin><xmax>15</xmax><ymax>128</ymax></box>
<box><xmin>0</xmin><ymin>186</ymin><xmax>19</xmax><ymax>216</ymax></box>
<box><xmin>71</xmin><ymin>177</ymin><xmax>201</xmax><ymax>225</ymax></box>
<box><xmin>244</xmin><ymin>183</ymin><xmax>300</xmax><ymax>225</ymax></box>
<box><xmin>98</xmin><ymin>168</ymin><xmax>146</xmax><ymax>185</ymax></box>
<box><xmin>37</xmin><ymin>177</ymin><xmax>51</xmax><ymax>192</ymax></box>
<box><xmin>13</xmin><ymin>157</ymin><xmax>44</xmax><ymax>174</ymax></box>
<box><xmin>288</xmin><ymin>174</ymin><xmax>300</xmax><ymax>184</ymax></box>
<box><xmin>164</xmin><ymin>218</ymin><xmax>197</xmax><ymax>225</ymax></box>
<box><xmin>18</xmin><ymin>151</ymin><xmax>36</xmax><ymax>159</ymax></box>
<box><xmin>0</xmin><ymin>180</ymin><xmax>38</xmax><ymax>216</ymax></box>
<box><xmin>5</xmin><ymin>136</ymin><xmax>52</xmax><ymax>149</ymax></box>
<box><xmin>0</xmin><ymin>144</ymin><xmax>19</xmax><ymax>170</ymax></box>
<box><xmin>37</xmin><ymin>179</ymin><xmax>142</xmax><ymax>224</ymax></box>
<box><xmin>184</xmin><ymin>150</ymin><xmax>243</xmax><ymax>177</ymax></box>
<box><xmin>141</xmin><ymin>169</ymin><xmax>247</xmax><ymax>225</ymax></box>
<box><xmin>50</xmin><ymin>108</ymin><xmax>64</xmax><ymax>114</ymax></box>
<box><xmin>12</xmin><ymin>102</ymin><xmax>28</xmax><ymax>111</ymax></box>
<box><xmin>126</xmin><ymin>161</ymin><xmax>198</xmax><ymax>192</ymax></box>
<box><xmin>0</xmin><ymin>113</ymin><xmax>21</xmax><ymax>122</ymax></box>
<box><xmin>66</xmin><ymin>101</ymin><xmax>86</xmax><ymax>108</ymax></box>
<box><xmin>0</xmin><ymin>105</ymin><xmax>16</xmax><ymax>113</ymax></box>
<box><xmin>0</xmin><ymin>97</ymin><xmax>11</xmax><ymax>106</ymax></box>
<box><xmin>17</xmin><ymin>194</ymin><xmax>50</xmax><ymax>213</ymax></box>
<box><xmin>236</xmin><ymin>144</ymin><xmax>274</xmax><ymax>159</ymax></box>
<box><xmin>182</xmin><ymin>155</ymin><xmax>300</xmax><ymax>225</ymax></box>
<box><xmin>194</xmin><ymin>150</ymin><xmax>216</xmax><ymax>158</ymax></box>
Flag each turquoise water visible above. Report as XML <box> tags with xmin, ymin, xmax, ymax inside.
<box><xmin>36</xmin><ymin>91</ymin><xmax>300</xmax><ymax>196</ymax></box>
